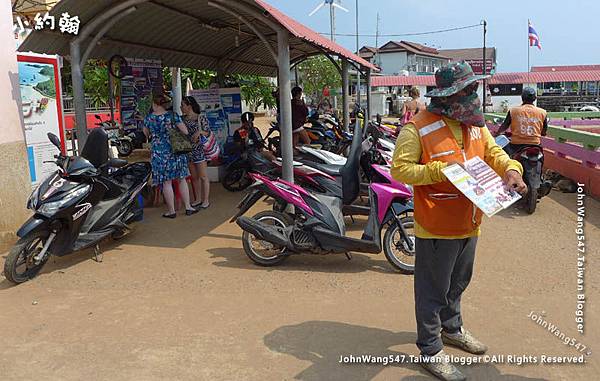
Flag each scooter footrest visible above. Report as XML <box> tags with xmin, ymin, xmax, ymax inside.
<box><xmin>312</xmin><ymin>226</ymin><xmax>381</xmax><ymax>254</ymax></box>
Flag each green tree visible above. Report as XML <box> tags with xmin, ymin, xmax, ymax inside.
<box><xmin>296</xmin><ymin>56</ymin><xmax>341</xmax><ymax>105</ymax></box>
<box><xmin>61</xmin><ymin>59</ymin><xmax>113</xmax><ymax>109</ymax></box>
<box><xmin>232</xmin><ymin>75</ymin><xmax>275</xmax><ymax>112</ymax></box>
<box><xmin>162</xmin><ymin>68</ymin><xmax>217</xmax><ymax>96</ymax></box>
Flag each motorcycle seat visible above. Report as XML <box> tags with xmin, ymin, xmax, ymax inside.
<box><xmin>303</xmin><ymin>161</ymin><xmax>342</xmax><ymax>177</ymax></box>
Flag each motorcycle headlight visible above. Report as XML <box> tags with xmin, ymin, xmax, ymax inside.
<box><xmin>37</xmin><ymin>184</ymin><xmax>91</xmax><ymax>216</ymax></box>
<box><xmin>27</xmin><ymin>186</ymin><xmax>41</xmax><ymax>210</ymax></box>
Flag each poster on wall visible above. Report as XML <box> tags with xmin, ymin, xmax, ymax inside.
<box><xmin>17</xmin><ymin>53</ymin><xmax>65</xmax><ymax>186</ymax></box>
<box><xmin>188</xmin><ymin>87</ymin><xmax>243</xmax><ymax>150</ymax></box>
<box><xmin>119</xmin><ymin>58</ymin><xmax>163</xmax><ymax>131</ymax></box>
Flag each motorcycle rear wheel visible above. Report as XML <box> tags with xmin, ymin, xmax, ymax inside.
<box><xmin>4</xmin><ymin>231</ymin><xmax>50</xmax><ymax>284</ymax></box>
<box><xmin>242</xmin><ymin>210</ymin><xmax>293</xmax><ymax>266</ymax></box>
<box><xmin>525</xmin><ymin>187</ymin><xmax>538</xmax><ymax>214</ymax></box>
<box><xmin>222</xmin><ymin>168</ymin><xmax>251</xmax><ymax>192</ymax></box>
<box><xmin>383</xmin><ymin>216</ymin><xmax>416</xmax><ymax>274</ymax></box>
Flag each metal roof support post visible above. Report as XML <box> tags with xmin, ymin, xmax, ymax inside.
<box><xmin>366</xmin><ymin>68</ymin><xmax>372</xmax><ymax>125</ymax></box>
<box><xmin>70</xmin><ymin>0</ymin><xmax>148</xmax><ymax>151</ymax></box>
<box><xmin>341</xmin><ymin>58</ymin><xmax>350</xmax><ymax>132</ymax></box>
<box><xmin>211</xmin><ymin>0</ymin><xmax>293</xmax><ymax>183</ymax></box>
<box><xmin>171</xmin><ymin>67</ymin><xmax>182</xmax><ymax>114</ymax></box>
<box><xmin>277</xmin><ymin>30</ymin><xmax>294</xmax><ymax>183</ymax></box>
<box><xmin>69</xmin><ymin>43</ymin><xmax>87</xmax><ymax>150</ymax></box>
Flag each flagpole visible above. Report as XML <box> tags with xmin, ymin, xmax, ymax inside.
<box><xmin>527</xmin><ymin>19</ymin><xmax>530</xmax><ymax>84</ymax></box>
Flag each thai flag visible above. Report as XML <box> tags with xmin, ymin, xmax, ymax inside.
<box><xmin>528</xmin><ymin>21</ymin><xmax>542</xmax><ymax>50</ymax></box>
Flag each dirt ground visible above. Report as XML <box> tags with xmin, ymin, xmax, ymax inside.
<box><xmin>1</xmin><ymin>118</ymin><xmax>598</xmax><ymax>380</ymax></box>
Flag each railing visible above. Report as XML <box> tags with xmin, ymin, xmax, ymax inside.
<box><xmin>62</xmin><ymin>96</ymin><xmax>111</xmax><ymax>113</ymax></box>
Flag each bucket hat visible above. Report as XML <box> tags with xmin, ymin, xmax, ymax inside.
<box><xmin>426</xmin><ymin>61</ymin><xmax>490</xmax><ymax>98</ymax></box>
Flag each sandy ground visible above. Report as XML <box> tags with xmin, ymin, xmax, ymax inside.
<box><xmin>1</xmin><ymin>117</ymin><xmax>598</xmax><ymax>380</ymax></box>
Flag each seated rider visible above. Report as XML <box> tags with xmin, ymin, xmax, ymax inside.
<box><xmin>233</xmin><ymin>111</ymin><xmax>276</xmax><ymax>161</ymax></box>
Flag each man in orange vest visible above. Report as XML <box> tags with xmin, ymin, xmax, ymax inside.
<box><xmin>494</xmin><ymin>87</ymin><xmax>549</xmax><ymax>156</ymax></box>
<box><xmin>392</xmin><ymin>61</ymin><xmax>527</xmax><ymax>381</ymax></box>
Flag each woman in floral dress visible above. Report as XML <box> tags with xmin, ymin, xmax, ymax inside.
<box><xmin>143</xmin><ymin>94</ymin><xmax>198</xmax><ymax>218</ymax></box>
<box><xmin>181</xmin><ymin>96</ymin><xmax>211</xmax><ymax>209</ymax></box>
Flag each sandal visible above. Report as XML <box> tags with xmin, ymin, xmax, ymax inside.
<box><xmin>162</xmin><ymin>212</ymin><xmax>176</xmax><ymax>219</ymax></box>
<box><xmin>185</xmin><ymin>208</ymin><xmax>199</xmax><ymax>216</ymax></box>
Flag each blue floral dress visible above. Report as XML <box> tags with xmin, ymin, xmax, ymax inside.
<box><xmin>145</xmin><ymin>112</ymin><xmax>190</xmax><ymax>185</ymax></box>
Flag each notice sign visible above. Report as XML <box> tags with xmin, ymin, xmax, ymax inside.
<box><xmin>17</xmin><ymin>53</ymin><xmax>65</xmax><ymax>186</ymax></box>
<box><xmin>442</xmin><ymin>157</ymin><xmax>521</xmax><ymax>217</ymax></box>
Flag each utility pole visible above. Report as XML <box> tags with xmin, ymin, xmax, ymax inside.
<box><xmin>330</xmin><ymin>1</ymin><xmax>338</xmax><ymax>110</ymax></box>
<box><xmin>375</xmin><ymin>12</ymin><xmax>380</xmax><ymax>67</ymax></box>
<box><xmin>482</xmin><ymin>19</ymin><xmax>487</xmax><ymax>113</ymax></box>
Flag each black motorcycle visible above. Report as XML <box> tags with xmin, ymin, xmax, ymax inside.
<box><xmin>4</xmin><ymin>129</ymin><xmax>151</xmax><ymax>284</ymax></box>
<box><xmin>502</xmin><ymin>139</ymin><xmax>552</xmax><ymax>214</ymax></box>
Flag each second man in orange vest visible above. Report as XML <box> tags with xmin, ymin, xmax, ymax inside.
<box><xmin>495</xmin><ymin>87</ymin><xmax>548</xmax><ymax>156</ymax></box>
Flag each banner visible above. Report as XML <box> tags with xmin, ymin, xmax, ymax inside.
<box><xmin>17</xmin><ymin>53</ymin><xmax>65</xmax><ymax>186</ymax></box>
<box><xmin>188</xmin><ymin>87</ymin><xmax>243</xmax><ymax>150</ymax></box>
<box><xmin>120</xmin><ymin>58</ymin><xmax>163</xmax><ymax>131</ymax></box>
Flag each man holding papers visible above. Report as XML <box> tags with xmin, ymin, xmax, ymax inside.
<box><xmin>391</xmin><ymin>61</ymin><xmax>527</xmax><ymax>381</ymax></box>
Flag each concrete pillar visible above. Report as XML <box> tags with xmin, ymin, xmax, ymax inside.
<box><xmin>341</xmin><ymin>59</ymin><xmax>349</xmax><ymax>132</ymax></box>
<box><xmin>0</xmin><ymin>0</ymin><xmax>33</xmax><ymax>251</ymax></box>
<box><xmin>277</xmin><ymin>30</ymin><xmax>293</xmax><ymax>183</ymax></box>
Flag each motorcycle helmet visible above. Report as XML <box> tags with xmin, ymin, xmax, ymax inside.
<box><xmin>241</xmin><ymin>111</ymin><xmax>255</xmax><ymax>124</ymax></box>
<box><xmin>522</xmin><ymin>87</ymin><xmax>537</xmax><ymax>103</ymax></box>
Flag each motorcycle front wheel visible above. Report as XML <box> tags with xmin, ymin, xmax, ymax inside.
<box><xmin>222</xmin><ymin>168</ymin><xmax>252</xmax><ymax>192</ymax></box>
<box><xmin>117</xmin><ymin>140</ymin><xmax>133</xmax><ymax>156</ymax></box>
<box><xmin>3</xmin><ymin>231</ymin><xmax>50</xmax><ymax>284</ymax></box>
<box><xmin>383</xmin><ymin>216</ymin><xmax>416</xmax><ymax>274</ymax></box>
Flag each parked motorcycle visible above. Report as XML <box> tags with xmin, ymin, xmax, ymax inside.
<box><xmin>94</xmin><ymin>115</ymin><xmax>134</xmax><ymax>157</ymax></box>
<box><xmin>4</xmin><ymin>129</ymin><xmax>151</xmax><ymax>284</ymax></box>
<box><xmin>231</xmin><ymin>120</ymin><xmax>416</xmax><ymax>273</ymax></box>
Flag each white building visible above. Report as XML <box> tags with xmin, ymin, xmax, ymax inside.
<box><xmin>360</xmin><ymin>41</ymin><xmax>450</xmax><ymax>75</ymax></box>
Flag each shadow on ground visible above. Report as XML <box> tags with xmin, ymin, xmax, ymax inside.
<box><xmin>208</xmin><ymin>247</ymin><xmax>401</xmax><ymax>275</ymax></box>
<box><xmin>264</xmin><ymin>321</ymin><xmax>549</xmax><ymax>381</ymax></box>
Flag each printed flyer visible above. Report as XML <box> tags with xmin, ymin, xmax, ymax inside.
<box><xmin>442</xmin><ymin>157</ymin><xmax>521</xmax><ymax>217</ymax></box>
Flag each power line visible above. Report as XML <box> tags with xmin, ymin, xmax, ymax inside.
<box><xmin>319</xmin><ymin>23</ymin><xmax>482</xmax><ymax>38</ymax></box>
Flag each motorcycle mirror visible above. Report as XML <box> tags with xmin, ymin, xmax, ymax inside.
<box><xmin>47</xmin><ymin>133</ymin><xmax>61</xmax><ymax>150</ymax></box>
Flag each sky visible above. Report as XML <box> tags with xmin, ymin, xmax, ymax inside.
<box><xmin>267</xmin><ymin>0</ymin><xmax>600</xmax><ymax>73</ymax></box>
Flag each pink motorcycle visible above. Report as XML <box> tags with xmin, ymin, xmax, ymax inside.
<box><xmin>231</xmin><ymin>122</ymin><xmax>416</xmax><ymax>273</ymax></box>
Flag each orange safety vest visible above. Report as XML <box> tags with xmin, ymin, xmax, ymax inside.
<box><xmin>412</xmin><ymin>111</ymin><xmax>486</xmax><ymax>236</ymax></box>
<box><xmin>509</xmin><ymin>104</ymin><xmax>547</xmax><ymax>145</ymax></box>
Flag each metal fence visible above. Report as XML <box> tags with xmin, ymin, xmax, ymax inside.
<box><xmin>63</xmin><ymin>96</ymin><xmax>111</xmax><ymax>113</ymax></box>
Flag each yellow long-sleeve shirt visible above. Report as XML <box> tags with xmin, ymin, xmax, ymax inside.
<box><xmin>391</xmin><ymin>117</ymin><xmax>523</xmax><ymax>239</ymax></box>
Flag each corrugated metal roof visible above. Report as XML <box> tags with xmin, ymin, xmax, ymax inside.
<box><xmin>491</xmin><ymin>71</ymin><xmax>600</xmax><ymax>84</ymax></box>
<box><xmin>372</xmin><ymin>70</ymin><xmax>600</xmax><ymax>87</ymax></box>
<box><xmin>439</xmin><ymin>48</ymin><xmax>496</xmax><ymax>62</ymax></box>
<box><xmin>18</xmin><ymin>0</ymin><xmax>376</xmax><ymax>76</ymax></box>
<box><xmin>255</xmin><ymin>0</ymin><xmax>377</xmax><ymax>70</ymax></box>
<box><xmin>372</xmin><ymin>75</ymin><xmax>435</xmax><ymax>87</ymax></box>
<box><xmin>532</xmin><ymin>65</ymin><xmax>600</xmax><ymax>72</ymax></box>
